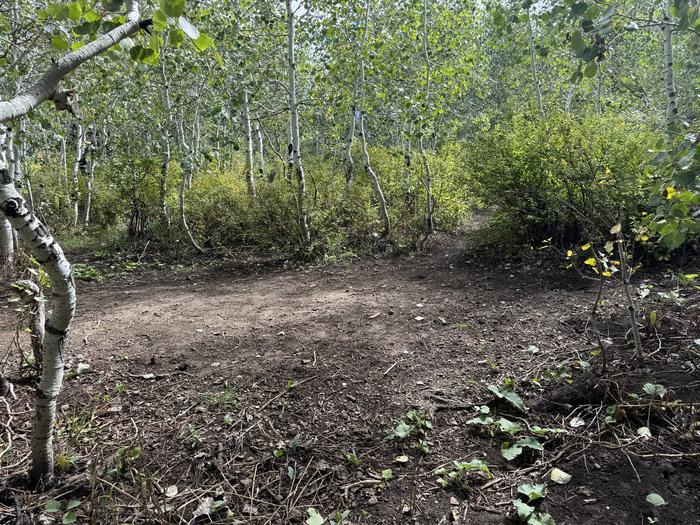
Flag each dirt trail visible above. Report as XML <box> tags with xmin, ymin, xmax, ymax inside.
<box><xmin>1</xmin><ymin>239</ymin><xmax>698</xmax><ymax>524</ymax></box>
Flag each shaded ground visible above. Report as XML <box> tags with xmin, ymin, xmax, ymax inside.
<box><xmin>1</xmin><ymin>237</ymin><xmax>699</xmax><ymax>524</ymax></box>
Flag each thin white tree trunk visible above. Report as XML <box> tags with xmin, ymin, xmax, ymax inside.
<box><xmin>83</xmin><ymin>143</ymin><xmax>95</xmax><ymax>227</ymax></box>
<box><xmin>0</xmin><ymin>127</ymin><xmax>76</xmax><ymax>485</ymax></box>
<box><xmin>662</xmin><ymin>0</ymin><xmax>678</xmax><ymax>133</ymax></box>
<box><xmin>287</xmin><ymin>0</ymin><xmax>310</xmax><ymax>242</ymax></box>
<box><xmin>343</xmin><ymin>101</ymin><xmax>357</xmax><ymax>188</ymax></box>
<box><xmin>421</xmin><ymin>0</ymin><xmax>435</xmax><ymax>235</ymax></box>
<box><xmin>255</xmin><ymin>122</ymin><xmax>265</xmax><ymax>178</ymax></box>
<box><xmin>160</xmin><ymin>132</ymin><xmax>171</xmax><ymax>228</ymax></box>
<box><xmin>527</xmin><ymin>7</ymin><xmax>545</xmax><ymax>118</ymax></box>
<box><xmin>356</xmin><ymin>0</ymin><xmax>390</xmax><ymax>237</ymax></box>
<box><xmin>242</xmin><ymin>91</ymin><xmax>256</xmax><ymax>197</ymax></box>
<box><xmin>59</xmin><ymin>135</ymin><xmax>68</xmax><ymax>185</ymax></box>
<box><xmin>160</xmin><ymin>57</ymin><xmax>203</xmax><ymax>253</ymax></box>
<box><xmin>70</xmin><ymin>124</ymin><xmax>83</xmax><ymax>228</ymax></box>
<box><xmin>0</xmin><ymin>131</ymin><xmax>14</xmax><ymax>270</ymax></box>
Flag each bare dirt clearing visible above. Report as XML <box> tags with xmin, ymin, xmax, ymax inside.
<box><xmin>1</xmin><ymin>239</ymin><xmax>699</xmax><ymax>524</ymax></box>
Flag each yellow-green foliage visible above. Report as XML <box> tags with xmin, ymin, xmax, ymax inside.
<box><xmin>28</xmin><ymin>143</ymin><xmax>475</xmax><ymax>257</ymax></box>
<box><xmin>466</xmin><ymin>111</ymin><xmax>659</xmax><ymax>245</ymax></box>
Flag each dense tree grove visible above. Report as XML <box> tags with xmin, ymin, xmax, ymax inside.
<box><xmin>0</xmin><ymin>0</ymin><xmax>696</xmax><ymax>258</ymax></box>
<box><xmin>0</xmin><ymin>0</ymin><xmax>698</xmax><ymax>512</ymax></box>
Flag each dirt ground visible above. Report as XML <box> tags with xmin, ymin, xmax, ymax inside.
<box><xmin>1</xmin><ymin>237</ymin><xmax>699</xmax><ymax>524</ymax></box>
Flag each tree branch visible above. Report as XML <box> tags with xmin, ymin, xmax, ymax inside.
<box><xmin>0</xmin><ymin>1</ymin><xmax>148</xmax><ymax>123</ymax></box>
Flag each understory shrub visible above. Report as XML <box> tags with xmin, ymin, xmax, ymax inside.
<box><xmin>467</xmin><ymin>111</ymin><xmax>659</xmax><ymax>246</ymax></box>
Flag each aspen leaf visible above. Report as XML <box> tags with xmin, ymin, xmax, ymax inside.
<box><xmin>581</xmin><ymin>243</ymin><xmax>591</xmax><ymax>251</ymax></box>
<box><xmin>550</xmin><ymin>468</ymin><xmax>571</xmax><ymax>484</ymax></box>
<box><xmin>584</xmin><ymin>258</ymin><xmax>596</xmax><ymax>266</ymax></box>
<box><xmin>646</xmin><ymin>493</ymin><xmax>666</xmax><ymax>506</ymax></box>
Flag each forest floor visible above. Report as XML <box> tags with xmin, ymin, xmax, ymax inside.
<box><xmin>0</xmin><ymin>235</ymin><xmax>699</xmax><ymax>525</ymax></box>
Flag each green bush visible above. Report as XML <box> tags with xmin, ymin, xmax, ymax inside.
<box><xmin>466</xmin><ymin>111</ymin><xmax>659</xmax><ymax>246</ymax></box>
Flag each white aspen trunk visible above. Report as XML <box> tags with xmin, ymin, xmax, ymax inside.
<box><xmin>421</xmin><ymin>0</ymin><xmax>435</xmax><ymax>235</ymax></box>
<box><xmin>160</xmin><ymin>132</ymin><xmax>171</xmax><ymax>228</ymax></box>
<box><xmin>70</xmin><ymin>124</ymin><xmax>83</xmax><ymax>228</ymax></box>
<box><xmin>359</xmin><ymin>113</ymin><xmax>390</xmax><ymax>237</ymax></box>
<box><xmin>662</xmin><ymin>0</ymin><xmax>678</xmax><ymax>132</ymax></box>
<box><xmin>59</xmin><ymin>135</ymin><xmax>68</xmax><ymax>185</ymax></box>
<box><xmin>0</xmin><ymin>128</ymin><xmax>76</xmax><ymax>485</ymax></box>
<box><xmin>242</xmin><ymin>91</ymin><xmax>257</xmax><ymax>197</ymax></box>
<box><xmin>160</xmin><ymin>57</ymin><xmax>203</xmax><ymax>253</ymax></box>
<box><xmin>357</xmin><ymin>0</ymin><xmax>390</xmax><ymax>237</ymax></box>
<box><xmin>527</xmin><ymin>7</ymin><xmax>545</xmax><ymax>118</ymax></box>
<box><xmin>177</xmin><ymin>119</ymin><xmax>204</xmax><ymax>253</ymax></box>
<box><xmin>287</xmin><ymin>0</ymin><xmax>310</xmax><ymax>243</ymax></box>
<box><xmin>193</xmin><ymin>104</ymin><xmax>201</xmax><ymax>166</ymax></box>
<box><xmin>83</xmin><ymin>144</ymin><xmax>95</xmax><ymax>227</ymax></box>
<box><xmin>343</xmin><ymin>102</ymin><xmax>357</xmax><ymax>188</ymax></box>
<box><xmin>255</xmin><ymin>122</ymin><xmax>265</xmax><ymax>178</ymax></box>
<box><xmin>285</xmin><ymin>123</ymin><xmax>293</xmax><ymax>184</ymax></box>
<box><xmin>0</xmin><ymin>131</ymin><xmax>14</xmax><ymax>270</ymax></box>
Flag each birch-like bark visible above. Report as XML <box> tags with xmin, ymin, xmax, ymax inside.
<box><xmin>83</xmin><ymin>142</ymin><xmax>95</xmax><ymax>227</ymax></box>
<box><xmin>0</xmin><ymin>128</ymin><xmax>76</xmax><ymax>485</ymax></box>
<box><xmin>177</xmin><ymin>124</ymin><xmax>204</xmax><ymax>252</ymax></box>
<box><xmin>662</xmin><ymin>0</ymin><xmax>678</xmax><ymax>133</ymax></box>
<box><xmin>421</xmin><ymin>0</ymin><xmax>435</xmax><ymax>235</ymax></box>
<box><xmin>70</xmin><ymin>124</ymin><xmax>83</xmax><ymax>228</ymax></box>
<box><xmin>356</xmin><ymin>0</ymin><xmax>390</xmax><ymax>237</ymax></box>
<box><xmin>0</xmin><ymin>0</ymin><xmax>145</xmax><ymax>123</ymax></box>
<box><xmin>255</xmin><ymin>122</ymin><xmax>265</xmax><ymax>178</ymax></box>
<box><xmin>527</xmin><ymin>7</ymin><xmax>545</xmax><ymax>118</ymax></box>
<box><xmin>287</xmin><ymin>0</ymin><xmax>310</xmax><ymax>242</ymax></box>
<box><xmin>0</xmin><ymin>132</ymin><xmax>14</xmax><ymax>269</ymax></box>
<box><xmin>160</xmin><ymin>57</ymin><xmax>203</xmax><ymax>253</ymax></box>
<box><xmin>242</xmin><ymin>91</ymin><xmax>257</xmax><ymax>197</ymax></box>
<box><xmin>160</xmin><ymin>130</ymin><xmax>171</xmax><ymax>228</ymax></box>
<box><xmin>343</xmin><ymin>102</ymin><xmax>357</xmax><ymax>188</ymax></box>
<box><xmin>59</xmin><ymin>135</ymin><xmax>68</xmax><ymax>185</ymax></box>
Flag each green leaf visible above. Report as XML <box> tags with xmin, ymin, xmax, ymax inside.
<box><xmin>65</xmin><ymin>499</ymin><xmax>81</xmax><ymax>511</ymax></box>
<box><xmin>487</xmin><ymin>384</ymin><xmax>525</xmax><ymax>411</ymax></box>
<box><xmin>152</xmin><ymin>9</ymin><xmax>168</xmax><ymax>31</ymax></box>
<box><xmin>518</xmin><ymin>482</ymin><xmax>548</xmax><ymax>501</ymax></box>
<box><xmin>63</xmin><ymin>512</ymin><xmax>77</xmax><ymax>524</ymax></box>
<box><xmin>496</xmin><ymin>418</ymin><xmax>522</xmax><ymax>435</ymax></box>
<box><xmin>501</xmin><ymin>441</ymin><xmax>523</xmax><ymax>460</ymax></box>
<box><xmin>51</xmin><ymin>34</ymin><xmax>70</xmax><ymax>51</ymax></box>
<box><xmin>161</xmin><ymin>0</ymin><xmax>185</xmax><ymax>18</ymax></box>
<box><xmin>642</xmin><ymin>383</ymin><xmax>667</xmax><ymax>398</ymax></box>
<box><xmin>517</xmin><ymin>436</ymin><xmax>543</xmax><ymax>451</ymax></box>
<box><xmin>306</xmin><ymin>508</ymin><xmax>326</xmax><ymax>525</ymax></box>
<box><xmin>193</xmin><ymin>33</ymin><xmax>215</xmax><ymax>51</ymax></box>
<box><xmin>45</xmin><ymin>500</ymin><xmax>61</xmax><ymax>513</ymax></box>
<box><xmin>584</xmin><ymin>63</ymin><xmax>597</xmax><ymax>78</ymax></box>
<box><xmin>646</xmin><ymin>493</ymin><xmax>667</xmax><ymax>506</ymax></box>
<box><xmin>66</xmin><ymin>2</ymin><xmax>82</xmax><ymax>21</ymax></box>
<box><xmin>513</xmin><ymin>499</ymin><xmax>535</xmax><ymax>521</ymax></box>
<box><xmin>102</xmin><ymin>0</ymin><xmax>124</xmax><ymax>12</ymax></box>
